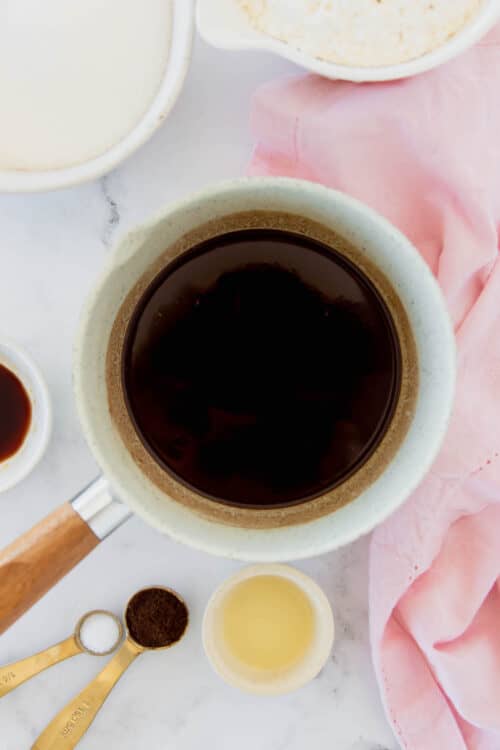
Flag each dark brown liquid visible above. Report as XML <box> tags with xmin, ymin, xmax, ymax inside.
<box><xmin>0</xmin><ymin>364</ymin><xmax>32</xmax><ymax>462</ymax></box>
<box><xmin>123</xmin><ymin>229</ymin><xmax>401</xmax><ymax>508</ymax></box>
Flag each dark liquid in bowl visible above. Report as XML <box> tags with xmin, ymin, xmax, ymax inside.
<box><xmin>0</xmin><ymin>364</ymin><xmax>32</xmax><ymax>462</ymax></box>
<box><xmin>123</xmin><ymin>229</ymin><xmax>401</xmax><ymax>508</ymax></box>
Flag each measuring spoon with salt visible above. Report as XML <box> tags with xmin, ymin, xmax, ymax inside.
<box><xmin>0</xmin><ymin>610</ymin><xmax>123</xmax><ymax>699</ymax></box>
<box><xmin>32</xmin><ymin>586</ymin><xmax>189</xmax><ymax>750</ymax></box>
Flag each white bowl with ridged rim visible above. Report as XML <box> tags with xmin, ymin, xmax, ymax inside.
<box><xmin>0</xmin><ymin>341</ymin><xmax>52</xmax><ymax>493</ymax></box>
<box><xmin>73</xmin><ymin>177</ymin><xmax>455</xmax><ymax>561</ymax></box>
<box><xmin>197</xmin><ymin>0</ymin><xmax>500</xmax><ymax>82</ymax></box>
<box><xmin>203</xmin><ymin>564</ymin><xmax>335</xmax><ymax>694</ymax></box>
<box><xmin>0</xmin><ymin>0</ymin><xmax>195</xmax><ymax>193</ymax></box>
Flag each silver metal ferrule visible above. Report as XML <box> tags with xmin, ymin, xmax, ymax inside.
<box><xmin>71</xmin><ymin>477</ymin><xmax>132</xmax><ymax>541</ymax></box>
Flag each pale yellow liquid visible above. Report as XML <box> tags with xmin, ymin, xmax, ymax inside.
<box><xmin>221</xmin><ymin>575</ymin><xmax>315</xmax><ymax>672</ymax></box>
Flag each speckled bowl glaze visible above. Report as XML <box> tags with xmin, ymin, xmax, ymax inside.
<box><xmin>74</xmin><ymin>178</ymin><xmax>455</xmax><ymax>561</ymax></box>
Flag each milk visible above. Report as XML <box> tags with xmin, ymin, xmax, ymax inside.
<box><xmin>0</xmin><ymin>0</ymin><xmax>172</xmax><ymax>171</ymax></box>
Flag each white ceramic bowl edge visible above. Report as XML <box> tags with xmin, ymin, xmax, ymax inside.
<box><xmin>197</xmin><ymin>0</ymin><xmax>500</xmax><ymax>82</ymax></box>
<box><xmin>202</xmin><ymin>564</ymin><xmax>335</xmax><ymax>695</ymax></box>
<box><xmin>0</xmin><ymin>0</ymin><xmax>195</xmax><ymax>193</ymax></box>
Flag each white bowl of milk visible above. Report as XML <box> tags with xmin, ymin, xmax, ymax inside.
<box><xmin>0</xmin><ymin>0</ymin><xmax>194</xmax><ymax>192</ymax></box>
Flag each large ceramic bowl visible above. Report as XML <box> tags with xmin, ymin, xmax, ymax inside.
<box><xmin>74</xmin><ymin>178</ymin><xmax>456</xmax><ymax>560</ymax></box>
<box><xmin>197</xmin><ymin>0</ymin><xmax>500</xmax><ymax>83</ymax></box>
<box><xmin>0</xmin><ymin>0</ymin><xmax>195</xmax><ymax>193</ymax></box>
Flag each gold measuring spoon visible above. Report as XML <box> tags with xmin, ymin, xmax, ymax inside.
<box><xmin>32</xmin><ymin>586</ymin><xmax>189</xmax><ymax>750</ymax></box>
<box><xmin>0</xmin><ymin>610</ymin><xmax>123</xmax><ymax>699</ymax></box>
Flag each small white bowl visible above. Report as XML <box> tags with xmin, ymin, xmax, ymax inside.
<box><xmin>197</xmin><ymin>0</ymin><xmax>500</xmax><ymax>83</ymax></box>
<box><xmin>0</xmin><ymin>342</ymin><xmax>52</xmax><ymax>493</ymax></box>
<box><xmin>203</xmin><ymin>564</ymin><xmax>335</xmax><ymax>694</ymax></box>
<box><xmin>0</xmin><ymin>0</ymin><xmax>195</xmax><ymax>194</ymax></box>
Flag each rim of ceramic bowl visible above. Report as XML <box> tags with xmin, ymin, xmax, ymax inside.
<box><xmin>202</xmin><ymin>564</ymin><xmax>335</xmax><ymax>695</ymax></box>
<box><xmin>0</xmin><ymin>0</ymin><xmax>195</xmax><ymax>194</ymax></box>
<box><xmin>197</xmin><ymin>0</ymin><xmax>500</xmax><ymax>82</ymax></box>
<box><xmin>74</xmin><ymin>177</ymin><xmax>456</xmax><ymax>561</ymax></box>
<box><xmin>0</xmin><ymin>340</ymin><xmax>52</xmax><ymax>493</ymax></box>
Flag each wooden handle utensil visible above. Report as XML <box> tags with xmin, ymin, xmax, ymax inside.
<box><xmin>0</xmin><ymin>478</ymin><xmax>130</xmax><ymax>635</ymax></box>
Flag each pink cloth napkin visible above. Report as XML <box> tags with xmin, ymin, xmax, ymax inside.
<box><xmin>249</xmin><ymin>29</ymin><xmax>500</xmax><ymax>750</ymax></box>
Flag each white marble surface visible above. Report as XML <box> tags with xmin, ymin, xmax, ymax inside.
<box><xmin>0</xmin><ymin>38</ymin><xmax>397</xmax><ymax>750</ymax></box>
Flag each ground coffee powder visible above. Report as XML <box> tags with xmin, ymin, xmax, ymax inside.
<box><xmin>126</xmin><ymin>587</ymin><xmax>189</xmax><ymax>649</ymax></box>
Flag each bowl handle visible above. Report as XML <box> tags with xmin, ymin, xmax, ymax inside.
<box><xmin>0</xmin><ymin>478</ymin><xmax>130</xmax><ymax>635</ymax></box>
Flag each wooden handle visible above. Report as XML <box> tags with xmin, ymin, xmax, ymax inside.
<box><xmin>0</xmin><ymin>504</ymin><xmax>99</xmax><ymax>636</ymax></box>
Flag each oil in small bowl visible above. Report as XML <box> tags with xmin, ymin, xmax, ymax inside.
<box><xmin>203</xmin><ymin>564</ymin><xmax>334</xmax><ymax>695</ymax></box>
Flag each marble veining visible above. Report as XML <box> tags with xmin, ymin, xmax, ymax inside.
<box><xmin>100</xmin><ymin>175</ymin><xmax>121</xmax><ymax>248</ymax></box>
<box><xmin>0</xmin><ymin>38</ymin><xmax>398</xmax><ymax>750</ymax></box>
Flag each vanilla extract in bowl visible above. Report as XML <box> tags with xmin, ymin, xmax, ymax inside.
<box><xmin>0</xmin><ymin>363</ymin><xmax>32</xmax><ymax>463</ymax></box>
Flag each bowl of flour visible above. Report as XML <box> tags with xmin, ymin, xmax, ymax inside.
<box><xmin>0</xmin><ymin>0</ymin><xmax>194</xmax><ymax>192</ymax></box>
<box><xmin>197</xmin><ymin>0</ymin><xmax>500</xmax><ymax>81</ymax></box>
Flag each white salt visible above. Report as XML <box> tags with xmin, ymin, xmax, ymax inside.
<box><xmin>0</xmin><ymin>0</ymin><xmax>172</xmax><ymax>171</ymax></box>
<box><xmin>79</xmin><ymin>612</ymin><xmax>122</xmax><ymax>655</ymax></box>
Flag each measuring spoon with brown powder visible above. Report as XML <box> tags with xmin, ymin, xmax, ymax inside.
<box><xmin>32</xmin><ymin>587</ymin><xmax>189</xmax><ymax>750</ymax></box>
